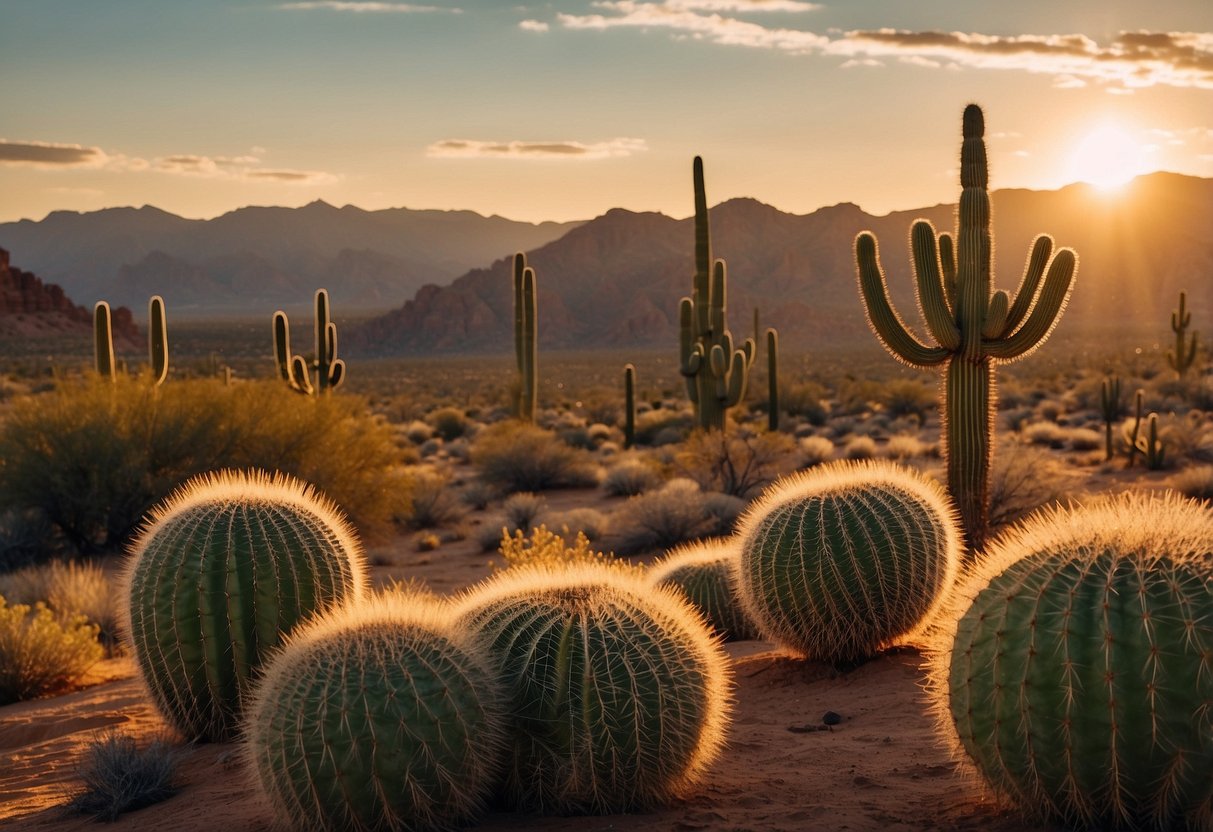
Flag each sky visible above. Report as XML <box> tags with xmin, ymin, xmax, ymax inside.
<box><xmin>1</xmin><ymin>0</ymin><xmax>1211</xmax><ymax>224</ymax></box>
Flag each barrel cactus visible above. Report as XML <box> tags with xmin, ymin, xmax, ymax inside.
<box><xmin>454</xmin><ymin>563</ymin><xmax>731</xmax><ymax>814</ymax></box>
<box><xmin>736</xmin><ymin>460</ymin><xmax>961</xmax><ymax>664</ymax></box>
<box><xmin>245</xmin><ymin>591</ymin><xmax>506</xmax><ymax>832</ymax></box>
<box><xmin>122</xmin><ymin>470</ymin><xmax>366</xmax><ymax>740</ymax></box>
<box><xmin>929</xmin><ymin>492</ymin><xmax>1213</xmax><ymax>831</ymax></box>
<box><xmin>648</xmin><ymin>539</ymin><xmax>758</xmax><ymax>641</ymax></box>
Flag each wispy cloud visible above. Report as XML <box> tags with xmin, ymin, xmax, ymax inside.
<box><xmin>0</xmin><ymin>140</ymin><xmax>107</xmax><ymax>168</ymax></box>
<box><xmin>553</xmin><ymin>3</ymin><xmax>1213</xmax><ymax>90</ymax></box>
<box><xmin>427</xmin><ymin>137</ymin><xmax>648</xmax><ymax>159</ymax></box>
<box><xmin>519</xmin><ymin>19</ymin><xmax>549</xmax><ymax>33</ymax></box>
<box><xmin>1</xmin><ymin>139</ymin><xmax>335</xmax><ymax>183</ymax></box>
<box><xmin>276</xmin><ymin>2</ymin><xmax>458</xmax><ymax>12</ymax></box>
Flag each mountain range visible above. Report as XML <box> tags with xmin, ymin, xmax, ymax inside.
<box><xmin>350</xmin><ymin>172</ymin><xmax>1213</xmax><ymax>355</ymax></box>
<box><xmin>0</xmin><ymin>203</ymin><xmax>581</xmax><ymax>315</ymax></box>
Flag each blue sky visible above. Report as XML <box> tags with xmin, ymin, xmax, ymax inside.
<box><xmin>1</xmin><ymin>0</ymin><xmax>1210</xmax><ymax>222</ymax></box>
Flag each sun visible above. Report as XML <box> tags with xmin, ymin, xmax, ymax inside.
<box><xmin>1066</xmin><ymin>123</ymin><xmax>1149</xmax><ymax>192</ymax></box>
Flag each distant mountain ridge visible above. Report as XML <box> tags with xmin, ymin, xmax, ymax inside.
<box><xmin>0</xmin><ymin>202</ymin><xmax>583</xmax><ymax>315</ymax></box>
<box><xmin>349</xmin><ymin>173</ymin><xmax>1213</xmax><ymax>355</ymax></box>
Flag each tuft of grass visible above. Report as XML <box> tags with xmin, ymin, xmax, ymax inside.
<box><xmin>1169</xmin><ymin>465</ymin><xmax>1213</xmax><ymax>502</ymax></box>
<box><xmin>66</xmin><ymin>730</ymin><xmax>180</xmax><ymax>821</ymax></box>
<box><xmin>427</xmin><ymin>406</ymin><xmax>469</xmax><ymax>441</ymax></box>
<box><xmin>398</xmin><ymin>470</ymin><xmax>466</xmax><ymax>530</ymax></box>
<box><xmin>501</xmin><ymin>492</ymin><xmax>547</xmax><ymax>532</ymax></box>
<box><xmin>471</xmin><ymin>421</ymin><xmax>599</xmax><ymax>493</ymax></box>
<box><xmin>0</xmin><ymin>597</ymin><xmax>103</xmax><ymax>705</ymax></box>
<box><xmin>842</xmin><ymin>436</ymin><xmax>878</xmax><ymax>460</ymax></box>
<box><xmin>884</xmin><ymin>434</ymin><xmax>930</xmax><ymax>460</ymax></box>
<box><xmin>609</xmin><ymin>479</ymin><xmax>723</xmax><ymax>556</ymax></box>
<box><xmin>602</xmin><ymin>458</ymin><xmax>662</xmax><ymax>497</ymax></box>
<box><xmin>0</xmin><ymin>560</ymin><xmax>120</xmax><ymax>654</ymax></box>
<box><xmin>797</xmin><ymin>435</ymin><xmax>835</xmax><ymax>468</ymax></box>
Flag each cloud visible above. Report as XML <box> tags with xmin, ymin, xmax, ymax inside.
<box><xmin>553</xmin><ymin>4</ymin><xmax>1213</xmax><ymax>90</ymax></box>
<box><xmin>519</xmin><ymin>19</ymin><xmax>549</xmax><ymax>32</ymax></box>
<box><xmin>0</xmin><ymin>140</ymin><xmax>107</xmax><ymax>168</ymax></box>
<box><xmin>276</xmin><ymin>1</ymin><xmax>457</xmax><ymax>11</ymax></box>
<box><xmin>152</xmin><ymin>153</ymin><xmax>337</xmax><ymax>183</ymax></box>
<box><xmin>427</xmin><ymin>137</ymin><xmax>648</xmax><ymax>159</ymax></box>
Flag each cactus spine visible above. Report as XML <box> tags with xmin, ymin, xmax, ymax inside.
<box><xmin>1099</xmin><ymin>375</ymin><xmax>1121</xmax><ymax>461</ymax></box>
<box><xmin>512</xmin><ymin>252</ymin><xmax>538</xmax><ymax>422</ymax></box>
<box><xmin>857</xmin><ymin>105</ymin><xmax>1077</xmax><ymax>555</ymax></box>
<box><xmin>736</xmin><ymin>461</ymin><xmax>961</xmax><ymax>665</ymax></box>
<box><xmin>679</xmin><ymin>157</ymin><xmax>754</xmax><ymax>431</ymax></box>
<box><xmin>929</xmin><ymin>492</ymin><xmax>1213</xmax><ymax>830</ymax></box>
<box><xmin>1167</xmin><ymin>290</ymin><xmax>1198</xmax><ymax>378</ymax></box>
<box><xmin>766</xmin><ymin>327</ymin><xmax>779</xmax><ymax>432</ymax></box>
<box><xmin>148</xmin><ymin>295</ymin><xmax>168</xmax><ymax>386</ymax></box>
<box><xmin>454</xmin><ymin>563</ymin><xmax>731</xmax><ymax>813</ymax></box>
<box><xmin>246</xmin><ymin>592</ymin><xmax>505</xmax><ymax>832</ymax></box>
<box><xmin>648</xmin><ymin>539</ymin><xmax>758</xmax><ymax>642</ymax></box>
<box><xmin>123</xmin><ymin>470</ymin><xmax>366</xmax><ymax>740</ymax></box>
<box><xmin>94</xmin><ymin>301</ymin><xmax>116</xmax><ymax>381</ymax></box>
<box><xmin>273</xmin><ymin>289</ymin><xmax>345</xmax><ymax>395</ymax></box>
<box><xmin>623</xmin><ymin>362</ymin><xmax>636</xmax><ymax>448</ymax></box>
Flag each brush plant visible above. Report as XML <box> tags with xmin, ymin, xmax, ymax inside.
<box><xmin>856</xmin><ymin>104</ymin><xmax>1077</xmax><ymax>554</ymax></box>
<box><xmin>648</xmin><ymin>539</ymin><xmax>758</xmax><ymax>641</ymax></box>
<box><xmin>123</xmin><ymin>470</ymin><xmax>366</xmax><ymax>740</ymax></box>
<box><xmin>929</xmin><ymin>492</ymin><xmax>1213</xmax><ymax>831</ymax></box>
<box><xmin>736</xmin><ymin>460</ymin><xmax>961</xmax><ymax>664</ymax></box>
<box><xmin>246</xmin><ymin>592</ymin><xmax>505</xmax><ymax>832</ymax></box>
<box><xmin>454</xmin><ymin>563</ymin><xmax>731</xmax><ymax>814</ymax></box>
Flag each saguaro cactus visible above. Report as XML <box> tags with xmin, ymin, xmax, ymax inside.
<box><xmin>513</xmin><ymin>252</ymin><xmax>538</xmax><ymax>422</ymax></box>
<box><xmin>272</xmin><ymin>289</ymin><xmax>345</xmax><ymax>395</ymax></box>
<box><xmin>766</xmin><ymin>328</ymin><xmax>779</xmax><ymax>432</ymax></box>
<box><xmin>1167</xmin><ymin>290</ymin><xmax>1198</xmax><ymax>378</ymax></box>
<box><xmin>93</xmin><ymin>301</ymin><xmax>116</xmax><ymax>381</ymax></box>
<box><xmin>623</xmin><ymin>363</ymin><xmax>636</xmax><ymax>448</ymax></box>
<box><xmin>856</xmin><ymin>104</ymin><xmax>1077</xmax><ymax>554</ymax></box>
<box><xmin>148</xmin><ymin>295</ymin><xmax>168</xmax><ymax>386</ymax></box>
<box><xmin>679</xmin><ymin>157</ymin><xmax>754</xmax><ymax>431</ymax></box>
<box><xmin>1099</xmin><ymin>375</ymin><xmax>1121</xmax><ymax>461</ymax></box>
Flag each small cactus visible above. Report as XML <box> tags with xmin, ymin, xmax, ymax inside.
<box><xmin>928</xmin><ymin>492</ymin><xmax>1213</xmax><ymax>830</ymax></box>
<box><xmin>648</xmin><ymin>539</ymin><xmax>758</xmax><ymax>641</ymax></box>
<box><xmin>1098</xmin><ymin>375</ymin><xmax>1121</xmax><ymax>461</ymax></box>
<box><xmin>245</xmin><ymin>591</ymin><xmax>506</xmax><ymax>832</ymax></box>
<box><xmin>1137</xmin><ymin>411</ymin><xmax>1166</xmax><ymax>470</ymax></box>
<box><xmin>1167</xmin><ymin>291</ymin><xmax>1198</xmax><ymax>378</ymax></box>
<box><xmin>94</xmin><ymin>301</ymin><xmax>116</xmax><ymax>381</ymax></box>
<box><xmin>1123</xmin><ymin>388</ymin><xmax>1145</xmax><ymax>468</ymax></box>
<box><xmin>454</xmin><ymin>563</ymin><xmax>731</xmax><ymax>814</ymax></box>
<box><xmin>148</xmin><ymin>295</ymin><xmax>168</xmax><ymax>386</ymax></box>
<box><xmin>623</xmin><ymin>363</ymin><xmax>637</xmax><ymax>448</ymax></box>
<box><xmin>513</xmin><ymin>252</ymin><xmax>538</xmax><ymax>422</ymax></box>
<box><xmin>736</xmin><ymin>460</ymin><xmax>961</xmax><ymax>664</ymax></box>
<box><xmin>122</xmin><ymin>470</ymin><xmax>366</xmax><ymax>740</ymax></box>
<box><xmin>766</xmin><ymin>327</ymin><xmax>779</xmax><ymax>432</ymax></box>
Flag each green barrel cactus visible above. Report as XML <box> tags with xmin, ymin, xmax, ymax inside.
<box><xmin>123</xmin><ymin>470</ymin><xmax>366</xmax><ymax>740</ymax></box>
<box><xmin>245</xmin><ymin>591</ymin><xmax>506</xmax><ymax>832</ymax></box>
<box><xmin>648</xmin><ymin>538</ymin><xmax>758</xmax><ymax>642</ymax></box>
<box><xmin>736</xmin><ymin>460</ymin><xmax>961</xmax><ymax>664</ymax></box>
<box><xmin>929</xmin><ymin>492</ymin><xmax>1213</xmax><ymax>830</ymax></box>
<box><xmin>857</xmin><ymin>104</ymin><xmax>1077</xmax><ymax>554</ymax></box>
<box><xmin>454</xmin><ymin>563</ymin><xmax>731</xmax><ymax>814</ymax></box>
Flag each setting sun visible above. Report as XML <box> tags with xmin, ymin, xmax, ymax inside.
<box><xmin>1067</xmin><ymin>123</ymin><xmax>1150</xmax><ymax>191</ymax></box>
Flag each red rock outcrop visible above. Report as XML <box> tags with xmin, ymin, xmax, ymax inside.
<box><xmin>0</xmin><ymin>248</ymin><xmax>139</xmax><ymax>344</ymax></box>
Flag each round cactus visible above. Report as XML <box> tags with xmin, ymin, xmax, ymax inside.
<box><xmin>123</xmin><ymin>470</ymin><xmax>366</xmax><ymax>740</ymax></box>
<box><xmin>454</xmin><ymin>563</ymin><xmax>731</xmax><ymax>814</ymax></box>
<box><xmin>648</xmin><ymin>539</ymin><xmax>758</xmax><ymax>641</ymax></box>
<box><xmin>245</xmin><ymin>591</ymin><xmax>506</xmax><ymax>832</ymax></box>
<box><xmin>736</xmin><ymin>460</ymin><xmax>961</xmax><ymax>664</ymax></box>
<box><xmin>929</xmin><ymin>492</ymin><xmax>1213</xmax><ymax>830</ymax></box>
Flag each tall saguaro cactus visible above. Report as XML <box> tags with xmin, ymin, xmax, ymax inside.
<box><xmin>148</xmin><ymin>295</ymin><xmax>168</xmax><ymax>386</ymax></box>
<box><xmin>94</xmin><ymin>301</ymin><xmax>116</xmax><ymax>381</ymax></box>
<box><xmin>512</xmin><ymin>252</ymin><xmax>538</xmax><ymax>422</ymax></box>
<box><xmin>679</xmin><ymin>157</ymin><xmax>754</xmax><ymax>431</ymax></box>
<box><xmin>766</xmin><ymin>328</ymin><xmax>779</xmax><ymax>432</ymax></box>
<box><xmin>623</xmin><ymin>363</ymin><xmax>636</xmax><ymax>449</ymax></box>
<box><xmin>856</xmin><ymin>105</ymin><xmax>1078</xmax><ymax>554</ymax></box>
<box><xmin>272</xmin><ymin>289</ymin><xmax>345</xmax><ymax>395</ymax></box>
<box><xmin>1167</xmin><ymin>291</ymin><xmax>1197</xmax><ymax>378</ymax></box>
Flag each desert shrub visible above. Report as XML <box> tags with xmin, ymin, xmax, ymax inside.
<box><xmin>675</xmin><ymin>429</ymin><xmax>797</xmax><ymax>499</ymax></box>
<box><xmin>1169</xmin><ymin>465</ymin><xmax>1213</xmax><ymax>501</ymax></box>
<box><xmin>1065</xmin><ymin>427</ymin><xmax>1103</xmax><ymax>451</ymax></box>
<box><xmin>495</xmin><ymin>525</ymin><xmax>638</xmax><ymax>574</ymax></box>
<box><xmin>587</xmin><ymin>423</ymin><xmax>615</xmax><ymax>445</ymax></box>
<box><xmin>66</xmin><ymin>730</ymin><xmax>179</xmax><ymax>821</ymax></box>
<box><xmin>0</xmin><ymin>508</ymin><xmax>53</xmax><ymax>571</ymax></box>
<box><xmin>602</xmin><ymin>458</ymin><xmax>662</xmax><ymax>497</ymax></box>
<box><xmin>476</xmin><ymin>518</ymin><xmax>512</xmax><ymax>553</ymax></box>
<box><xmin>988</xmin><ymin>444</ymin><xmax>1068</xmax><ymax>531</ymax></box>
<box><xmin>418</xmin><ymin>438</ymin><xmax>443</xmax><ymax>458</ymax></box>
<box><xmin>1022</xmin><ymin>421</ymin><xmax>1068</xmax><ymax>449</ymax></box>
<box><xmin>884</xmin><ymin>434</ymin><xmax>929</xmax><ymax>460</ymax></box>
<box><xmin>501</xmin><ymin>492</ymin><xmax>546</xmax><ymax>531</ymax></box>
<box><xmin>881</xmin><ymin>379</ymin><xmax>936</xmax><ymax>424</ymax></box>
<box><xmin>702</xmin><ymin>492</ymin><xmax>746</xmax><ymax>535</ymax></box>
<box><xmin>403</xmin><ymin>420</ymin><xmax>434</xmax><ymax>444</ymax></box>
<box><xmin>0</xmin><ymin>559</ymin><xmax>119</xmax><ymax>653</ymax></box>
<box><xmin>427</xmin><ymin>406</ymin><xmax>469</xmax><ymax>441</ymax></box>
<box><xmin>471</xmin><ymin>421</ymin><xmax>599</xmax><ymax>493</ymax></box>
<box><xmin>609</xmin><ymin>479</ymin><xmax>719</xmax><ymax>556</ymax></box>
<box><xmin>837</xmin><ymin>378</ymin><xmax>885</xmax><ymax>416</ymax></box>
<box><xmin>782</xmin><ymin>382</ymin><xmax>829</xmax><ymax>425</ymax></box>
<box><xmin>0</xmin><ymin>376</ymin><xmax>404</xmax><ymax>554</ymax></box>
<box><xmin>633</xmin><ymin>409</ymin><xmax>694</xmax><ymax>446</ymax></box>
<box><xmin>797</xmin><ymin>435</ymin><xmax>835</xmax><ymax>468</ymax></box>
<box><xmin>546</xmin><ymin>508</ymin><xmax>610</xmax><ymax>542</ymax></box>
<box><xmin>1159</xmin><ymin>412</ymin><xmax>1213</xmax><ymax>464</ymax></box>
<box><xmin>458</xmin><ymin>480</ymin><xmax>497</xmax><ymax>511</ymax></box>
<box><xmin>842</xmin><ymin>436</ymin><xmax>878</xmax><ymax>460</ymax></box>
<box><xmin>0</xmin><ymin>597</ymin><xmax>103</xmax><ymax>704</ymax></box>
<box><xmin>399</xmin><ymin>470</ymin><xmax>465</xmax><ymax>529</ymax></box>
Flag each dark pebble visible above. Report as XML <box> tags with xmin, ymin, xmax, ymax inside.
<box><xmin>822</xmin><ymin>711</ymin><xmax>842</xmax><ymax>726</ymax></box>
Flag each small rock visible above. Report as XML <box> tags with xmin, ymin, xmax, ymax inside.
<box><xmin>822</xmin><ymin>711</ymin><xmax>842</xmax><ymax>726</ymax></box>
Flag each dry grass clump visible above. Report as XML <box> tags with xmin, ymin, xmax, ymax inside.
<box><xmin>0</xmin><ymin>559</ymin><xmax>119</xmax><ymax>653</ymax></box>
<box><xmin>66</xmin><ymin>730</ymin><xmax>180</xmax><ymax>821</ymax></box>
<box><xmin>987</xmin><ymin>444</ymin><xmax>1069</xmax><ymax>532</ymax></box>
<box><xmin>633</xmin><ymin>408</ymin><xmax>695</xmax><ymax>446</ymax></box>
<box><xmin>0</xmin><ymin>596</ymin><xmax>103</xmax><ymax>704</ymax></box>
<box><xmin>884</xmin><ymin>434</ymin><xmax>931</xmax><ymax>460</ymax></box>
<box><xmin>501</xmin><ymin>492</ymin><xmax>547</xmax><ymax>531</ymax></box>
<box><xmin>1065</xmin><ymin>427</ymin><xmax>1103</xmax><ymax>451</ymax></box>
<box><xmin>602</xmin><ymin>457</ymin><xmax>663</xmax><ymax>497</ymax></box>
<box><xmin>842</xmin><ymin>436</ymin><xmax>878</xmax><ymax>460</ymax></box>
<box><xmin>398</xmin><ymin>469</ymin><xmax>466</xmax><ymax>529</ymax></box>
<box><xmin>781</xmin><ymin>382</ymin><xmax>829</xmax><ymax>425</ymax></box>
<box><xmin>880</xmin><ymin>379</ymin><xmax>935</xmax><ymax>424</ymax></box>
<box><xmin>797</xmin><ymin>435</ymin><xmax>835</xmax><ymax>467</ymax></box>
<box><xmin>427</xmin><ymin>406</ymin><xmax>470</xmax><ymax>441</ymax></box>
<box><xmin>471</xmin><ymin>421</ymin><xmax>599</xmax><ymax>493</ymax></box>
<box><xmin>1168</xmin><ymin>465</ymin><xmax>1213</xmax><ymax>502</ymax></box>
<box><xmin>609</xmin><ymin>479</ymin><xmax>738</xmax><ymax>556</ymax></box>
<box><xmin>545</xmin><ymin>508</ymin><xmax>610</xmax><ymax>542</ymax></box>
<box><xmin>1022</xmin><ymin>420</ymin><xmax>1068</xmax><ymax>448</ymax></box>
